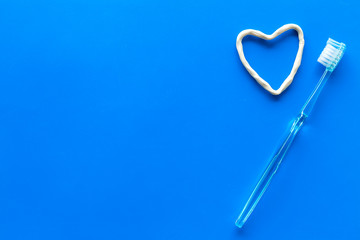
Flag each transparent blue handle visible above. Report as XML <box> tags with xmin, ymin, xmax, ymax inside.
<box><xmin>235</xmin><ymin>69</ymin><xmax>332</xmax><ymax>228</ymax></box>
<box><xmin>235</xmin><ymin>113</ymin><xmax>307</xmax><ymax>228</ymax></box>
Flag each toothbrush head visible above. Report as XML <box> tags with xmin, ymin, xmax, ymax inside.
<box><xmin>317</xmin><ymin>38</ymin><xmax>346</xmax><ymax>72</ymax></box>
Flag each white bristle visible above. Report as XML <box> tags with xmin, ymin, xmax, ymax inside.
<box><xmin>317</xmin><ymin>38</ymin><xmax>346</xmax><ymax>71</ymax></box>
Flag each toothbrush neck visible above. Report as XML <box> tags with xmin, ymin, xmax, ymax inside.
<box><xmin>301</xmin><ymin>69</ymin><xmax>332</xmax><ymax>117</ymax></box>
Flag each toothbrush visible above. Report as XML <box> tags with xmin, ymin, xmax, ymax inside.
<box><xmin>235</xmin><ymin>38</ymin><xmax>346</xmax><ymax>228</ymax></box>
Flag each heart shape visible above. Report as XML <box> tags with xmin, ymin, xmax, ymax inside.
<box><xmin>236</xmin><ymin>24</ymin><xmax>304</xmax><ymax>95</ymax></box>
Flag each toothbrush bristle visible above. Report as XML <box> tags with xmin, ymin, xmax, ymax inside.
<box><xmin>317</xmin><ymin>38</ymin><xmax>346</xmax><ymax>71</ymax></box>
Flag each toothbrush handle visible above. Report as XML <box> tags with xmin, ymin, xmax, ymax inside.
<box><xmin>235</xmin><ymin>113</ymin><xmax>307</xmax><ymax>228</ymax></box>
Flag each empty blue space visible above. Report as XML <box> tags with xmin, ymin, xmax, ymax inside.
<box><xmin>0</xmin><ymin>0</ymin><xmax>359</xmax><ymax>239</ymax></box>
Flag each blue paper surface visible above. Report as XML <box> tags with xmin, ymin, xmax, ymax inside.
<box><xmin>0</xmin><ymin>0</ymin><xmax>359</xmax><ymax>239</ymax></box>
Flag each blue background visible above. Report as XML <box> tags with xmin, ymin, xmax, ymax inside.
<box><xmin>0</xmin><ymin>0</ymin><xmax>359</xmax><ymax>239</ymax></box>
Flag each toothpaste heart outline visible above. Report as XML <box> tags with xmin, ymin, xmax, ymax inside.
<box><xmin>236</xmin><ymin>24</ymin><xmax>305</xmax><ymax>95</ymax></box>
